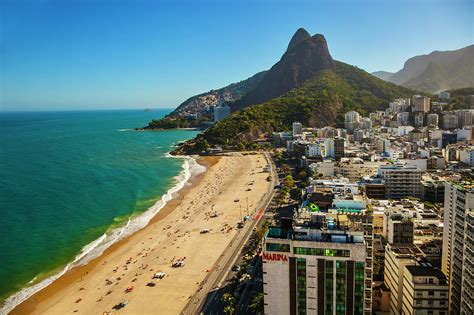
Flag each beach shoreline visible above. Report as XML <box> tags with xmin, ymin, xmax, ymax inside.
<box><xmin>1</xmin><ymin>154</ymin><xmax>206</xmax><ymax>315</ymax></box>
<box><xmin>8</xmin><ymin>153</ymin><xmax>271</xmax><ymax>315</ymax></box>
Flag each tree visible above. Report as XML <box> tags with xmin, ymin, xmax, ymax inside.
<box><xmin>222</xmin><ymin>293</ymin><xmax>236</xmax><ymax>315</ymax></box>
<box><xmin>249</xmin><ymin>293</ymin><xmax>264</xmax><ymax>314</ymax></box>
<box><xmin>283</xmin><ymin>175</ymin><xmax>294</xmax><ymax>188</ymax></box>
<box><xmin>194</xmin><ymin>138</ymin><xmax>210</xmax><ymax>152</ymax></box>
<box><xmin>281</xmin><ymin>164</ymin><xmax>291</xmax><ymax>176</ymax></box>
<box><xmin>297</xmin><ymin>170</ymin><xmax>308</xmax><ymax>181</ymax></box>
<box><xmin>223</xmin><ymin>306</ymin><xmax>235</xmax><ymax>315</ymax></box>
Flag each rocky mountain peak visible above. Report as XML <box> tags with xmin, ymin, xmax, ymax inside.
<box><xmin>286</xmin><ymin>27</ymin><xmax>311</xmax><ymax>52</ymax></box>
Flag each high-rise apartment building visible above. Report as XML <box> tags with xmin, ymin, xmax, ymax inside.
<box><xmin>345</xmin><ymin>111</ymin><xmax>361</xmax><ymax>130</ymax></box>
<box><xmin>334</xmin><ymin>138</ymin><xmax>345</xmax><ymax>161</ymax></box>
<box><xmin>401</xmin><ymin>265</ymin><xmax>449</xmax><ymax>315</ymax></box>
<box><xmin>377</xmin><ymin>164</ymin><xmax>423</xmax><ymax>199</ymax></box>
<box><xmin>427</xmin><ymin>113</ymin><xmax>439</xmax><ymax>127</ymax></box>
<box><xmin>386</xmin><ymin>212</ymin><xmax>414</xmax><ymax>244</ymax></box>
<box><xmin>324</xmin><ymin>138</ymin><xmax>335</xmax><ymax>158</ymax></box>
<box><xmin>443</xmin><ymin>114</ymin><xmax>458</xmax><ymax>130</ymax></box>
<box><xmin>293</xmin><ymin>121</ymin><xmax>303</xmax><ymax>136</ymax></box>
<box><xmin>412</xmin><ymin>95</ymin><xmax>430</xmax><ymax>113</ymax></box>
<box><xmin>384</xmin><ymin>244</ymin><xmax>448</xmax><ymax>315</ymax></box>
<box><xmin>441</xmin><ymin>182</ymin><xmax>474</xmax><ymax>314</ymax></box>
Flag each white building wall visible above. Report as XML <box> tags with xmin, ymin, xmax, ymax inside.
<box><xmin>459</xmin><ymin>147</ymin><xmax>474</xmax><ymax>166</ymax></box>
<box><xmin>263</xmin><ymin>258</ymin><xmax>290</xmax><ymax>315</ymax></box>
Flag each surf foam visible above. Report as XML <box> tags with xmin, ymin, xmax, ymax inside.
<box><xmin>0</xmin><ymin>155</ymin><xmax>203</xmax><ymax>315</ymax></box>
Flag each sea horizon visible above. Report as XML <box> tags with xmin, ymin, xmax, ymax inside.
<box><xmin>0</xmin><ymin>108</ymin><xmax>175</xmax><ymax>114</ymax></box>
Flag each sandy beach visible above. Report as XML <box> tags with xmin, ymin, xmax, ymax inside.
<box><xmin>10</xmin><ymin>153</ymin><xmax>272</xmax><ymax>314</ymax></box>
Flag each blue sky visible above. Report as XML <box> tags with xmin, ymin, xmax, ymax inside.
<box><xmin>1</xmin><ymin>0</ymin><xmax>473</xmax><ymax>111</ymax></box>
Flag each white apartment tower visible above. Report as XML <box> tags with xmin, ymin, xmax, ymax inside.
<box><xmin>345</xmin><ymin>111</ymin><xmax>361</xmax><ymax>130</ymax></box>
<box><xmin>442</xmin><ymin>181</ymin><xmax>474</xmax><ymax>314</ymax></box>
<box><xmin>324</xmin><ymin>138</ymin><xmax>335</xmax><ymax>158</ymax></box>
<box><xmin>293</xmin><ymin>122</ymin><xmax>303</xmax><ymax>136</ymax></box>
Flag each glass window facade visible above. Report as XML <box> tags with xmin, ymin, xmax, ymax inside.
<box><xmin>266</xmin><ymin>242</ymin><xmax>290</xmax><ymax>252</ymax></box>
<box><xmin>354</xmin><ymin>262</ymin><xmax>365</xmax><ymax>315</ymax></box>
<box><xmin>325</xmin><ymin>261</ymin><xmax>333</xmax><ymax>315</ymax></box>
<box><xmin>324</xmin><ymin>249</ymin><xmax>350</xmax><ymax>257</ymax></box>
<box><xmin>293</xmin><ymin>247</ymin><xmax>350</xmax><ymax>257</ymax></box>
<box><xmin>296</xmin><ymin>258</ymin><xmax>307</xmax><ymax>314</ymax></box>
<box><xmin>336</xmin><ymin>261</ymin><xmax>347</xmax><ymax>315</ymax></box>
<box><xmin>294</xmin><ymin>247</ymin><xmax>324</xmax><ymax>256</ymax></box>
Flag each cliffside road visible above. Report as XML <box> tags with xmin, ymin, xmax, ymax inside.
<box><xmin>181</xmin><ymin>152</ymin><xmax>276</xmax><ymax>315</ymax></box>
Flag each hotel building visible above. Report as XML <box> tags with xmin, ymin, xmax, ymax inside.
<box><xmin>262</xmin><ymin>197</ymin><xmax>375</xmax><ymax>315</ymax></box>
<box><xmin>263</xmin><ymin>226</ymin><xmax>368</xmax><ymax>315</ymax></box>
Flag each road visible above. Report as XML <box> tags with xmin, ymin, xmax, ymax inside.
<box><xmin>181</xmin><ymin>152</ymin><xmax>276</xmax><ymax>315</ymax></box>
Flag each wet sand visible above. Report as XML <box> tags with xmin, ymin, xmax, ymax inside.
<box><xmin>10</xmin><ymin>153</ymin><xmax>271</xmax><ymax>314</ymax></box>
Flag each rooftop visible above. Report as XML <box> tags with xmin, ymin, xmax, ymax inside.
<box><xmin>388</xmin><ymin>243</ymin><xmax>424</xmax><ymax>258</ymax></box>
<box><xmin>405</xmin><ymin>265</ymin><xmax>447</xmax><ymax>280</ymax></box>
<box><xmin>266</xmin><ymin>226</ymin><xmax>365</xmax><ymax>244</ymax></box>
<box><xmin>448</xmin><ymin>180</ymin><xmax>474</xmax><ymax>192</ymax></box>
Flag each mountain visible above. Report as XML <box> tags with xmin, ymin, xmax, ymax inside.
<box><xmin>172</xmin><ymin>71</ymin><xmax>267</xmax><ymax>115</ymax></box>
<box><xmin>372</xmin><ymin>45</ymin><xmax>474</xmax><ymax>93</ymax></box>
<box><xmin>233</xmin><ymin>30</ymin><xmax>335</xmax><ymax>111</ymax></box>
<box><xmin>175</xmin><ymin>60</ymin><xmax>416</xmax><ymax>154</ymax></box>
<box><xmin>286</xmin><ymin>28</ymin><xmax>311</xmax><ymax>52</ymax></box>
<box><xmin>371</xmin><ymin>71</ymin><xmax>393</xmax><ymax>81</ymax></box>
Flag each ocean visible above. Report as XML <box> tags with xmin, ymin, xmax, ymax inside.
<box><xmin>0</xmin><ymin>109</ymin><xmax>199</xmax><ymax>311</ymax></box>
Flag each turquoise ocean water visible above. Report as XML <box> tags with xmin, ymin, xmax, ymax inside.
<box><xmin>0</xmin><ymin>110</ymin><xmax>198</xmax><ymax>308</ymax></box>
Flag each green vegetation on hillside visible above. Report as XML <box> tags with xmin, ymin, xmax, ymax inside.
<box><xmin>138</xmin><ymin>113</ymin><xmax>211</xmax><ymax>130</ymax></box>
<box><xmin>175</xmin><ymin>61</ymin><xmax>417</xmax><ymax>153</ymax></box>
<box><xmin>441</xmin><ymin>87</ymin><xmax>474</xmax><ymax>111</ymax></box>
<box><xmin>447</xmin><ymin>87</ymin><xmax>474</xmax><ymax>98</ymax></box>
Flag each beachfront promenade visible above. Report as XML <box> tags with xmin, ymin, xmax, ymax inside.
<box><xmin>181</xmin><ymin>151</ymin><xmax>277</xmax><ymax>315</ymax></box>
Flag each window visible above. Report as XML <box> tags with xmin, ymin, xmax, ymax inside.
<box><xmin>428</xmin><ymin>291</ymin><xmax>434</xmax><ymax>296</ymax></box>
<box><xmin>354</xmin><ymin>262</ymin><xmax>365</xmax><ymax>315</ymax></box>
<box><xmin>266</xmin><ymin>242</ymin><xmax>290</xmax><ymax>252</ymax></box>
<box><xmin>297</xmin><ymin>258</ymin><xmax>307</xmax><ymax>314</ymax></box>
<box><xmin>324</xmin><ymin>249</ymin><xmax>350</xmax><ymax>257</ymax></box>
<box><xmin>336</xmin><ymin>261</ymin><xmax>347</xmax><ymax>315</ymax></box>
<box><xmin>325</xmin><ymin>261</ymin><xmax>334</xmax><ymax>315</ymax></box>
<box><xmin>294</xmin><ymin>247</ymin><xmax>351</xmax><ymax>257</ymax></box>
<box><xmin>294</xmin><ymin>247</ymin><xmax>324</xmax><ymax>256</ymax></box>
